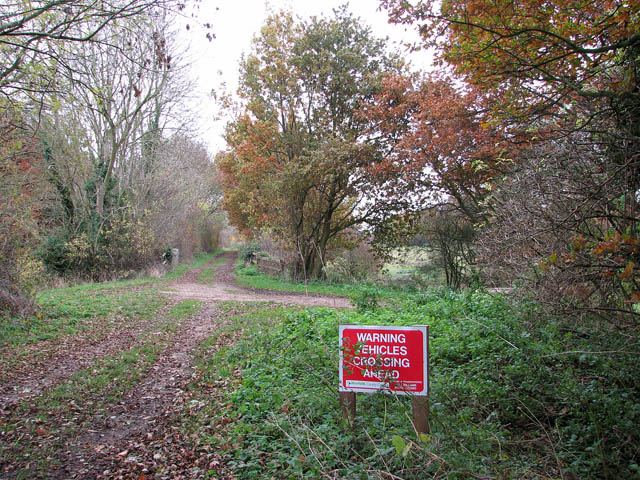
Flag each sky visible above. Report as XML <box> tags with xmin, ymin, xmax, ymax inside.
<box><xmin>177</xmin><ymin>0</ymin><xmax>432</xmax><ymax>154</ymax></box>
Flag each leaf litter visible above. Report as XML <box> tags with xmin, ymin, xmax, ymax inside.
<box><xmin>1</xmin><ymin>253</ymin><xmax>348</xmax><ymax>478</ymax></box>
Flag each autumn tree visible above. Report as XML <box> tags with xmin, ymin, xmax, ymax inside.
<box><xmin>381</xmin><ymin>0</ymin><xmax>639</xmax><ymax>126</ymax></box>
<box><xmin>381</xmin><ymin>0</ymin><xmax>640</xmax><ymax>320</ymax></box>
<box><xmin>361</xmin><ymin>73</ymin><xmax>516</xmax><ymax>286</ymax></box>
<box><xmin>219</xmin><ymin>9</ymin><xmax>408</xmax><ymax>279</ymax></box>
<box><xmin>0</xmin><ymin>110</ymin><xmax>49</xmax><ymax>316</ymax></box>
<box><xmin>362</xmin><ymin>74</ymin><xmax>514</xmax><ymax>223</ymax></box>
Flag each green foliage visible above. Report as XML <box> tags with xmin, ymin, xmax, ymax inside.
<box><xmin>236</xmin><ymin>265</ymin><xmax>259</xmax><ymax>277</ymax></box>
<box><xmin>349</xmin><ymin>286</ymin><xmax>381</xmax><ymax>312</ymax></box>
<box><xmin>219</xmin><ymin>8</ymin><xmax>407</xmax><ymax>280</ymax></box>
<box><xmin>192</xmin><ymin>292</ymin><xmax>640</xmax><ymax>479</ymax></box>
<box><xmin>238</xmin><ymin>242</ymin><xmax>261</xmax><ymax>265</ymax></box>
<box><xmin>199</xmin><ymin>215</ymin><xmax>224</xmax><ymax>253</ymax></box>
<box><xmin>38</xmin><ymin>210</ymin><xmax>158</xmax><ymax>279</ymax></box>
<box><xmin>234</xmin><ymin>262</ymin><xmax>391</xmax><ymax>299</ymax></box>
<box><xmin>37</xmin><ymin>228</ymin><xmax>72</xmax><ymax>274</ymax></box>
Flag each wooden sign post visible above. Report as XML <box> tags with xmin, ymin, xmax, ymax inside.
<box><xmin>339</xmin><ymin>325</ymin><xmax>429</xmax><ymax>433</ymax></box>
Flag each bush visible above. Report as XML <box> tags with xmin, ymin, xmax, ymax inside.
<box><xmin>349</xmin><ymin>285</ymin><xmax>381</xmax><ymax>312</ymax></box>
<box><xmin>38</xmin><ymin>214</ymin><xmax>159</xmax><ymax>279</ymax></box>
<box><xmin>38</xmin><ymin>229</ymin><xmax>73</xmax><ymax>274</ymax></box>
<box><xmin>238</xmin><ymin>242</ymin><xmax>262</xmax><ymax>266</ymax></box>
<box><xmin>236</xmin><ymin>265</ymin><xmax>259</xmax><ymax>276</ymax></box>
<box><xmin>324</xmin><ymin>245</ymin><xmax>380</xmax><ymax>283</ymax></box>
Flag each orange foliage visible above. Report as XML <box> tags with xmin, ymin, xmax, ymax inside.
<box><xmin>361</xmin><ymin>74</ymin><xmax>520</xmax><ymax>221</ymax></box>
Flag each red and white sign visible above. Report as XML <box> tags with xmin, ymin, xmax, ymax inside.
<box><xmin>339</xmin><ymin>324</ymin><xmax>429</xmax><ymax>396</ymax></box>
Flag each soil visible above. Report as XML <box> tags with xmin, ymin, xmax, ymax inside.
<box><xmin>0</xmin><ymin>252</ymin><xmax>350</xmax><ymax>479</ymax></box>
<box><xmin>162</xmin><ymin>251</ymin><xmax>352</xmax><ymax>309</ymax></box>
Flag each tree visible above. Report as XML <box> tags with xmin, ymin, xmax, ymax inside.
<box><xmin>36</xmin><ymin>11</ymin><xmax>215</xmax><ymax>276</ymax></box>
<box><xmin>361</xmin><ymin>73</ymin><xmax>515</xmax><ymax>225</ymax></box>
<box><xmin>360</xmin><ymin>73</ymin><xmax>518</xmax><ymax>286</ymax></box>
<box><xmin>0</xmin><ymin>0</ymin><xmax>208</xmax><ymax>107</ymax></box>
<box><xmin>219</xmin><ymin>9</ymin><xmax>408</xmax><ymax>279</ymax></box>
<box><xmin>380</xmin><ymin>0</ymin><xmax>640</xmax><ymax>127</ymax></box>
<box><xmin>477</xmin><ymin>131</ymin><xmax>640</xmax><ymax>324</ymax></box>
<box><xmin>0</xmin><ymin>109</ymin><xmax>48</xmax><ymax>316</ymax></box>
<box><xmin>381</xmin><ymin>0</ymin><xmax>640</xmax><ymax>320</ymax></box>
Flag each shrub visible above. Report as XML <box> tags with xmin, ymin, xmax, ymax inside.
<box><xmin>238</xmin><ymin>242</ymin><xmax>262</xmax><ymax>266</ymax></box>
<box><xmin>349</xmin><ymin>286</ymin><xmax>381</xmax><ymax>312</ymax></box>
<box><xmin>38</xmin><ymin>229</ymin><xmax>73</xmax><ymax>274</ymax></box>
<box><xmin>324</xmin><ymin>244</ymin><xmax>380</xmax><ymax>283</ymax></box>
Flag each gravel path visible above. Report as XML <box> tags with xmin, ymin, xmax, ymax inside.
<box><xmin>162</xmin><ymin>251</ymin><xmax>352</xmax><ymax>309</ymax></box>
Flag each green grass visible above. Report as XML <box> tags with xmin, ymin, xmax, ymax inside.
<box><xmin>167</xmin><ymin>300</ymin><xmax>204</xmax><ymax>319</ymax></box>
<box><xmin>181</xmin><ymin>302</ymin><xmax>301</xmax><ymax>450</ymax></box>
<box><xmin>234</xmin><ymin>264</ymin><xmax>409</xmax><ymax>301</ymax></box>
<box><xmin>0</xmin><ymin>252</ymin><xmax>224</xmax><ymax>348</ymax></box>
<box><xmin>38</xmin><ymin>250</ymin><xmax>224</xmax><ymax>294</ymax></box>
<box><xmin>41</xmin><ymin>342</ymin><xmax>162</xmax><ymax>409</ymax></box>
<box><xmin>1</xmin><ymin>290</ymin><xmax>164</xmax><ymax>348</ymax></box>
<box><xmin>164</xmin><ymin>250</ymin><xmax>224</xmax><ymax>282</ymax></box>
<box><xmin>185</xmin><ymin>291</ymin><xmax>640</xmax><ymax>480</ymax></box>
<box><xmin>197</xmin><ymin>255</ymin><xmax>228</xmax><ymax>284</ymax></box>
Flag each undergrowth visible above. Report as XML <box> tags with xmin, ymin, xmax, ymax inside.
<box><xmin>234</xmin><ymin>263</ymin><xmax>407</xmax><ymax>300</ymax></box>
<box><xmin>192</xmin><ymin>291</ymin><xmax>640</xmax><ymax>479</ymax></box>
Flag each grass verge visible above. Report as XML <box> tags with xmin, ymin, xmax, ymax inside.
<box><xmin>234</xmin><ymin>264</ymin><xmax>409</xmax><ymax>302</ymax></box>
<box><xmin>1</xmin><ymin>290</ymin><xmax>164</xmax><ymax>349</ymax></box>
<box><xmin>185</xmin><ymin>291</ymin><xmax>640</xmax><ymax>479</ymax></box>
<box><xmin>0</xmin><ymin>251</ymin><xmax>222</xmax><ymax>349</ymax></box>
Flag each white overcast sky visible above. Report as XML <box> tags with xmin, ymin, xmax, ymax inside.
<box><xmin>176</xmin><ymin>1</ymin><xmax>432</xmax><ymax>153</ymax></box>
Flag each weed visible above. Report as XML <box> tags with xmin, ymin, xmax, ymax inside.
<box><xmin>187</xmin><ymin>292</ymin><xmax>640</xmax><ymax>479</ymax></box>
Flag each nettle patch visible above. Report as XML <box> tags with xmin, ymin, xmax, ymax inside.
<box><xmin>192</xmin><ymin>292</ymin><xmax>640</xmax><ymax>479</ymax></box>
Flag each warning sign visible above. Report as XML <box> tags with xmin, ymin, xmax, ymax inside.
<box><xmin>339</xmin><ymin>324</ymin><xmax>428</xmax><ymax>396</ymax></box>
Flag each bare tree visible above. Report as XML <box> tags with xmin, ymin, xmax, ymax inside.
<box><xmin>477</xmin><ymin>129</ymin><xmax>640</xmax><ymax>326</ymax></box>
<box><xmin>36</xmin><ymin>10</ymin><xmax>214</xmax><ymax>275</ymax></box>
<box><xmin>0</xmin><ymin>0</ymin><xmax>187</xmax><ymax>105</ymax></box>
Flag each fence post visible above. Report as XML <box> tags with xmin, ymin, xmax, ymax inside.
<box><xmin>339</xmin><ymin>392</ymin><xmax>356</xmax><ymax>425</ymax></box>
<box><xmin>412</xmin><ymin>396</ymin><xmax>430</xmax><ymax>434</ymax></box>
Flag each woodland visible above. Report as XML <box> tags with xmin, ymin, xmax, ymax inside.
<box><xmin>1</xmin><ymin>0</ymin><xmax>639</xmax><ymax>479</ymax></box>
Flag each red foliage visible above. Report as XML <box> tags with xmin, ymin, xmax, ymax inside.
<box><xmin>361</xmin><ymin>74</ymin><xmax>521</xmax><ymax>221</ymax></box>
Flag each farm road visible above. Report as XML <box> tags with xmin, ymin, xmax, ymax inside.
<box><xmin>162</xmin><ymin>250</ymin><xmax>352</xmax><ymax>308</ymax></box>
<box><xmin>0</xmin><ymin>251</ymin><xmax>349</xmax><ymax>479</ymax></box>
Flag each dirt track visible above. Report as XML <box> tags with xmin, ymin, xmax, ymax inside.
<box><xmin>0</xmin><ymin>252</ymin><xmax>349</xmax><ymax>479</ymax></box>
<box><xmin>162</xmin><ymin>251</ymin><xmax>352</xmax><ymax>308</ymax></box>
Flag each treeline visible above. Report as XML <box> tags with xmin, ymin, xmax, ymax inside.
<box><xmin>1</xmin><ymin>1</ymin><xmax>220</xmax><ymax>316</ymax></box>
<box><xmin>218</xmin><ymin>1</ymin><xmax>640</xmax><ymax>326</ymax></box>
